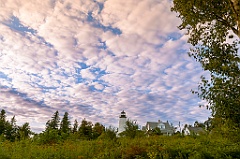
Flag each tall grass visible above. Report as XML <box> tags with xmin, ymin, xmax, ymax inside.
<box><xmin>0</xmin><ymin>134</ymin><xmax>239</xmax><ymax>159</ymax></box>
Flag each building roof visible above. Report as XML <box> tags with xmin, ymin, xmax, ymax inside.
<box><xmin>187</xmin><ymin>127</ymin><xmax>205</xmax><ymax>133</ymax></box>
<box><xmin>146</xmin><ymin>122</ymin><xmax>159</xmax><ymax>129</ymax></box>
<box><xmin>119</xmin><ymin>110</ymin><xmax>127</xmax><ymax>118</ymax></box>
<box><xmin>145</xmin><ymin>121</ymin><xmax>174</xmax><ymax>133</ymax></box>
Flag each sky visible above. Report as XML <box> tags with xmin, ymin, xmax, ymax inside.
<box><xmin>0</xmin><ymin>0</ymin><xmax>211</xmax><ymax>132</ymax></box>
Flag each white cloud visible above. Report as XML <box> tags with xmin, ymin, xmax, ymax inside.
<box><xmin>0</xmin><ymin>0</ymin><xmax>211</xmax><ymax>132</ymax></box>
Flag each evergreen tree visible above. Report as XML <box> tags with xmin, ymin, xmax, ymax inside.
<box><xmin>0</xmin><ymin>109</ymin><xmax>6</xmax><ymax>121</ymax></box>
<box><xmin>0</xmin><ymin>109</ymin><xmax>6</xmax><ymax>135</ymax></box>
<box><xmin>46</xmin><ymin>111</ymin><xmax>60</xmax><ymax>131</ymax></box>
<box><xmin>5</xmin><ymin>116</ymin><xmax>18</xmax><ymax>141</ymax></box>
<box><xmin>41</xmin><ymin>111</ymin><xmax>62</xmax><ymax>143</ymax></box>
<box><xmin>72</xmin><ymin>119</ymin><xmax>78</xmax><ymax>134</ymax></box>
<box><xmin>60</xmin><ymin>112</ymin><xmax>71</xmax><ymax>134</ymax></box>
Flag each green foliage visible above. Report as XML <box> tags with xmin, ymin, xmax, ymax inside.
<box><xmin>78</xmin><ymin>119</ymin><xmax>93</xmax><ymax>140</ymax></box>
<box><xmin>172</xmin><ymin>0</ymin><xmax>240</xmax><ymax>129</ymax></box>
<box><xmin>119</xmin><ymin>120</ymin><xmax>140</xmax><ymax>138</ymax></box>
<box><xmin>59</xmin><ymin>112</ymin><xmax>71</xmax><ymax>134</ymax></box>
<box><xmin>72</xmin><ymin>119</ymin><xmax>78</xmax><ymax>134</ymax></box>
<box><xmin>36</xmin><ymin>129</ymin><xmax>62</xmax><ymax>144</ymax></box>
<box><xmin>1</xmin><ymin>134</ymin><xmax>240</xmax><ymax>159</ymax></box>
<box><xmin>1</xmin><ymin>109</ymin><xmax>240</xmax><ymax>158</ymax></box>
<box><xmin>149</xmin><ymin>127</ymin><xmax>162</xmax><ymax>136</ymax></box>
<box><xmin>46</xmin><ymin>111</ymin><xmax>60</xmax><ymax>131</ymax></box>
<box><xmin>17</xmin><ymin>122</ymin><xmax>32</xmax><ymax>140</ymax></box>
<box><xmin>4</xmin><ymin>116</ymin><xmax>18</xmax><ymax>142</ymax></box>
<box><xmin>0</xmin><ymin>109</ymin><xmax>6</xmax><ymax>135</ymax></box>
<box><xmin>98</xmin><ymin>126</ymin><xmax>117</xmax><ymax>141</ymax></box>
<box><xmin>0</xmin><ymin>110</ymin><xmax>34</xmax><ymax>142</ymax></box>
<box><xmin>92</xmin><ymin>122</ymin><xmax>105</xmax><ymax>139</ymax></box>
<box><xmin>171</xmin><ymin>0</ymin><xmax>240</xmax><ymax>38</ymax></box>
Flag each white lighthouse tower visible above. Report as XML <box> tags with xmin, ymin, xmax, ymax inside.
<box><xmin>118</xmin><ymin>110</ymin><xmax>127</xmax><ymax>134</ymax></box>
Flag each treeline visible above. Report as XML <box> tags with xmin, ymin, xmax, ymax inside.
<box><xmin>1</xmin><ymin>109</ymin><xmax>240</xmax><ymax>158</ymax></box>
<box><xmin>0</xmin><ymin>109</ymin><xmax>119</xmax><ymax>143</ymax></box>
<box><xmin>36</xmin><ymin>110</ymin><xmax>118</xmax><ymax>144</ymax></box>
<box><xmin>1</xmin><ymin>108</ymin><xmax>239</xmax><ymax>145</ymax></box>
<box><xmin>0</xmin><ymin>109</ymin><xmax>32</xmax><ymax>141</ymax></box>
<box><xmin>0</xmin><ymin>109</ymin><xmax>163</xmax><ymax>144</ymax></box>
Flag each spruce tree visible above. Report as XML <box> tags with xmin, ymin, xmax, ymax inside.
<box><xmin>0</xmin><ymin>109</ymin><xmax>6</xmax><ymax>135</ymax></box>
<box><xmin>46</xmin><ymin>111</ymin><xmax>60</xmax><ymax>131</ymax></box>
<box><xmin>72</xmin><ymin>119</ymin><xmax>78</xmax><ymax>134</ymax></box>
<box><xmin>5</xmin><ymin>116</ymin><xmax>18</xmax><ymax>141</ymax></box>
<box><xmin>60</xmin><ymin>112</ymin><xmax>71</xmax><ymax>134</ymax></box>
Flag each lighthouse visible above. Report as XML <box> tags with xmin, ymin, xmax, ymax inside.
<box><xmin>118</xmin><ymin>110</ymin><xmax>127</xmax><ymax>134</ymax></box>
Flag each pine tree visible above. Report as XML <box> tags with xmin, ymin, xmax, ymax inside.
<box><xmin>46</xmin><ymin>111</ymin><xmax>60</xmax><ymax>131</ymax></box>
<box><xmin>0</xmin><ymin>109</ymin><xmax>6</xmax><ymax>135</ymax></box>
<box><xmin>5</xmin><ymin>116</ymin><xmax>18</xmax><ymax>141</ymax></box>
<box><xmin>72</xmin><ymin>119</ymin><xmax>78</xmax><ymax>134</ymax></box>
<box><xmin>60</xmin><ymin>112</ymin><xmax>71</xmax><ymax>134</ymax></box>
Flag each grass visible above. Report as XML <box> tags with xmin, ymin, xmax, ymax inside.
<box><xmin>0</xmin><ymin>134</ymin><xmax>239</xmax><ymax>159</ymax></box>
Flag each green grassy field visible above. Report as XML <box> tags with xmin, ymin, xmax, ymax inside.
<box><xmin>0</xmin><ymin>134</ymin><xmax>239</xmax><ymax>159</ymax></box>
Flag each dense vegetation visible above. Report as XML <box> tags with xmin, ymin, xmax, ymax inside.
<box><xmin>0</xmin><ymin>134</ymin><xmax>240</xmax><ymax>159</ymax></box>
<box><xmin>0</xmin><ymin>109</ymin><xmax>240</xmax><ymax>158</ymax></box>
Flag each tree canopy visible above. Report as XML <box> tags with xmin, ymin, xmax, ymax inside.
<box><xmin>78</xmin><ymin>119</ymin><xmax>93</xmax><ymax>140</ymax></box>
<box><xmin>172</xmin><ymin>0</ymin><xmax>240</xmax><ymax>128</ymax></box>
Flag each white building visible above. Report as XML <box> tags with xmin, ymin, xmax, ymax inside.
<box><xmin>118</xmin><ymin>110</ymin><xmax>127</xmax><ymax>134</ymax></box>
<box><xmin>183</xmin><ymin>126</ymin><xmax>205</xmax><ymax>136</ymax></box>
<box><xmin>143</xmin><ymin>120</ymin><xmax>175</xmax><ymax>136</ymax></box>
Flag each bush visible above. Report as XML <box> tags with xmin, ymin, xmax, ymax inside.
<box><xmin>35</xmin><ymin>129</ymin><xmax>62</xmax><ymax>144</ymax></box>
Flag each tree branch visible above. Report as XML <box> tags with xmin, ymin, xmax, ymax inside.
<box><xmin>228</xmin><ymin>0</ymin><xmax>240</xmax><ymax>37</ymax></box>
<box><xmin>211</xmin><ymin>12</ymin><xmax>239</xmax><ymax>36</ymax></box>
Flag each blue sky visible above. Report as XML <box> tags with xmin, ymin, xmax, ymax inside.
<box><xmin>0</xmin><ymin>0</ymin><xmax>210</xmax><ymax>132</ymax></box>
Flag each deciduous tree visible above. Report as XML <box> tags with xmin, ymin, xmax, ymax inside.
<box><xmin>17</xmin><ymin>122</ymin><xmax>32</xmax><ymax>140</ymax></box>
<box><xmin>120</xmin><ymin>120</ymin><xmax>139</xmax><ymax>138</ymax></box>
<box><xmin>78</xmin><ymin>119</ymin><xmax>93</xmax><ymax>140</ymax></box>
<box><xmin>98</xmin><ymin>126</ymin><xmax>117</xmax><ymax>141</ymax></box>
<box><xmin>172</xmin><ymin>0</ymin><xmax>240</xmax><ymax>128</ymax></box>
<box><xmin>92</xmin><ymin>122</ymin><xmax>105</xmax><ymax>139</ymax></box>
